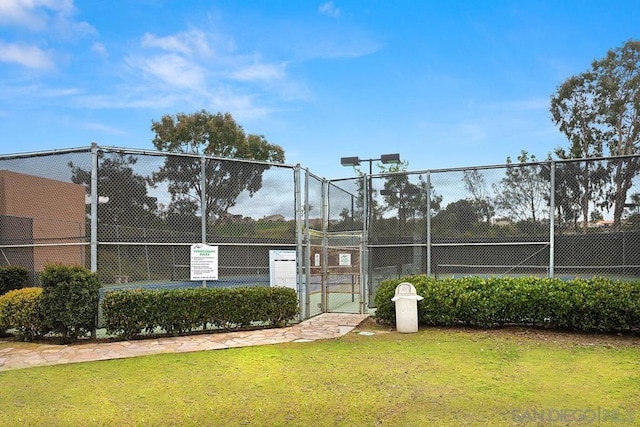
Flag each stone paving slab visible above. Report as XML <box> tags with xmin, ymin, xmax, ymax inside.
<box><xmin>0</xmin><ymin>313</ymin><xmax>369</xmax><ymax>372</ymax></box>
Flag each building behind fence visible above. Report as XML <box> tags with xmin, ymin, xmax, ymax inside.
<box><xmin>1</xmin><ymin>144</ymin><xmax>640</xmax><ymax>320</ymax></box>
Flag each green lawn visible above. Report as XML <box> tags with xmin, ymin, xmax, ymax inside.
<box><xmin>1</xmin><ymin>323</ymin><xmax>638</xmax><ymax>426</ymax></box>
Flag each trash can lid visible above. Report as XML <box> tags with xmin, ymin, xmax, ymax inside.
<box><xmin>391</xmin><ymin>282</ymin><xmax>424</xmax><ymax>301</ymax></box>
<box><xmin>394</xmin><ymin>282</ymin><xmax>417</xmax><ymax>296</ymax></box>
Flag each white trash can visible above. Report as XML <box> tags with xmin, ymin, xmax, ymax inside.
<box><xmin>391</xmin><ymin>282</ymin><xmax>424</xmax><ymax>333</ymax></box>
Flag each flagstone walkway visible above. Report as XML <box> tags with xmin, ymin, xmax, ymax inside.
<box><xmin>0</xmin><ymin>313</ymin><xmax>370</xmax><ymax>372</ymax></box>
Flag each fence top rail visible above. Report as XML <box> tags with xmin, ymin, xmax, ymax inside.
<box><xmin>0</xmin><ymin>146</ymin><xmax>92</xmax><ymax>160</ymax></box>
<box><xmin>96</xmin><ymin>241</ymin><xmax>297</xmax><ymax>247</ymax></box>
<box><xmin>330</xmin><ymin>153</ymin><xmax>640</xmax><ymax>181</ymax></box>
<box><xmin>96</xmin><ymin>144</ymin><xmax>299</xmax><ymax>169</ymax></box>
<box><xmin>4</xmin><ymin>145</ymin><xmax>638</xmax><ymax>180</ymax></box>
<box><xmin>305</xmin><ymin>168</ymin><xmax>325</xmax><ymax>182</ymax></box>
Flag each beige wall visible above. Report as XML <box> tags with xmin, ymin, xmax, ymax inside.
<box><xmin>0</xmin><ymin>170</ymin><xmax>86</xmax><ymax>272</ymax></box>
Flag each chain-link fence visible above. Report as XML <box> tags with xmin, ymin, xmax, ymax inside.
<box><xmin>0</xmin><ymin>145</ymin><xmax>306</xmax><ymax>331</ymax></box>
<box><xmin>91</xmin><ymin>149</ymin><xmax>298</xmax><ymax>287</ymax></box>
<box><xmin>360</xmin><ymin>156</ymin><xmax>640</xmax><ymax>306</ymax></box>
<box><xmin>0</xmin><ymin>149</ymin><xmax>91</xmax><ymax>286</ymax></box>
<box><xmin>2</xmin><ymin>146</ymin><xmax>640</xmax><ymax>319</ymax></box>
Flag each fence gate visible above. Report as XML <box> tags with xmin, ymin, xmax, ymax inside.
<box><xmin>309</xmin><ymin>231</ymin><xmax>364</xmax><ymax>314</ymax></box>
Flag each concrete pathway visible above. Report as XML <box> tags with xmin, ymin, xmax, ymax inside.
<box><xmin>0</xmin><ymin>313</ymin><xmax>370</xmax><ymax>372</ymax></box>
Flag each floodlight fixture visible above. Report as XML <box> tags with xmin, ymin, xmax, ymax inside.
<box><xmin>380</xmin><ymin>153</ymin><xmax>401</xmax><ymax>164</ymax></box>
<box><xmin>340</xmin><ymin>156</ymin><xmax>361</xmax><ymax>167</ymax></box>
<box><xmin>340</xmin><ymin>153</ymin><xmax>401</xmax><ymax>174</ymax></box>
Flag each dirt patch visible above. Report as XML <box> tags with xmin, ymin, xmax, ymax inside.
<box><xmin>354</xmin><ymin>316</ymin><xmax>394</xmax><ymax>333</ymax></box>
<box><xmin>357</xmin><ymin>318</ymin><xmax>640</xmax><ymax>347</ymax></box>
<box><xmin>481</xmin><ymin>325</ymin><xmax>640</xmax><ymax>348</ymax></box>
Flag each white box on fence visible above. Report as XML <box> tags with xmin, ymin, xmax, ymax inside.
<box><xmin>269</xmin><ymin>250</ymin><xmax>297</xmax><ymax>291</ymax></box>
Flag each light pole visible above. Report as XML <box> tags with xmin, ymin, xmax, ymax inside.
<box><xmin>340</xmin><ymin>153</ymin><xmax>401</xmax><ymax>310</ymax></box>
<box><xmin>340</xmin><ymin>153</ymin><xmax>401</xmax><ymax>223</ymax></box>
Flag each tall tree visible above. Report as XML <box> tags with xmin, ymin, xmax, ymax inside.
<box><xmin>380</xmin><ymin>174</ymin><xmax>440</xmax><ymax>222</ymax></box>
<box><xmin>462</xmin><ymin>169</ymin><xmax>494</xmax><ymax>223</ymax></box>
<box><xmin>493</xmin><ymin>151</ymin><xmax>549</xmax><ymax>222</ymax></box>
<box><xmin>550</xmin><ymin>73</ymin><xmax>608</xmax><ymax>232</ymax></box>
<box><xmin>431</xmin><ymin>199</ymin><xmax>478</xmax><ymax>236</ymax></box>
<box><xmin>150</xmin><ymin>111</ymin><xmax>285</xmax><ymax>227</ymax></box>
<box><xmin>550</xmin><ymin>40</ymin><xmax>640</xmax><ymax>230</ymax></box>
<box><xmin>69</xmin><ymin>152</ymin><xmax>159</xmax><ymax>230</ymax></box>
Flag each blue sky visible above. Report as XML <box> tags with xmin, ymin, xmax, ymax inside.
<box><xmin>1</xmin><ymin>0</ymin><xmax>639</xmax><ymax>179</ymax></box>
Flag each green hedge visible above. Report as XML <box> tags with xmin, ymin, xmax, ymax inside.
<box><xmin>0</xmin><ymin>266</ymin><xmax>29</xmax><ymax>295</ymax></box>
<box><xmin>375</xmin><ymin>275</ymin><xmax>640</xmax><ymax>333</ymax></box>
<box><xmin>102</xmin><ymin>286</ymin><xmax>299</xmax><ymax>340</ymax></box>
<box><xmin>0</xmin><ymin>287</ymin><xmax>49</xmax><ymax>341</ymax></box>
<box><xmin>39</xmin><ymin>264</ymin><xmax>101</xmax><ymax>342</ymax></box>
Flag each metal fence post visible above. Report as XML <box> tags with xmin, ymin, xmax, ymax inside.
<box><xmin>549</xmin><ymin>161</ymin><xmax>555</xmax><ymax>278</ymax></box>
<box><xmin>426</xmin><ymin>171</ymin><xmax>432</xmax><ymax>277</ymax></box>
<box><xmin>90</xmin><ymin>142</ymin><xmax>98</xmax><ymax>273</ymax></box>
<box><xmin>303</xmin><ymin>168</ymin><xmax>312</xmax><ymax>320</ymax></box>
<box><xmin>200</xmin><ymin>155</ymin><xmax>207</xmax><ymax>288</ymax></box>
<box><xmin>362</xmin><ymin>174</ymin><xmax>369</xmax><ymax>313</ymax></box>
<box><xmin>321</xmin><ymin>178</ymin><xmax>329</xmax><ymax>312</ymax></box>
<box><xmin>90</xmin><ymin>143</ymin><xmax>99</xmax><ymax>339</ymax></box>
<box><xmin>294</xmin><ymin>164</ymin><xmax>304</xmax><ymax>320</ymax></box>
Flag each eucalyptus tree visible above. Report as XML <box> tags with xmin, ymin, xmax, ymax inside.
<box><xmin>150</xmin><ymin>110</ymin><xmax>285</xmax><ymax>228</ymax></box>
<box><xmin>493</xmin><ymin>151</ymin><xmax>549</xmax><ymax>223</ymax></box>
<box><xmin>462</xmin><ymin>169</ymin><xmax>495</xmax><ymax>223</ymax></box>
<box><xmin>550</xmin><ymin>40</ymin><xmax>640</xmax><ymax>230</ymax></box>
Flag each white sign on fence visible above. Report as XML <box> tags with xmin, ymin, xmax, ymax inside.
<box><xmin>269</xmin><ymin>249</ymin><xmax>297</xmax><ymax>291</ymax></box>
<box><xmin>190</xmin><ymin>244</ymin><xmax>219</xmax><ymax>281</ymax></box>
<box><xmin>339</xmin><ymin>253</ymin><xmax>351</xmax><ymax>266</ymax></box>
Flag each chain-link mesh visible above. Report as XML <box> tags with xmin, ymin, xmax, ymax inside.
<box><xmin>427</xmin><ymin>165</ymin><xmax>551</xmax><ymax>279</ymax></box>
<box><xmin>94</xmin><ymin>148</ymin><xmax>297</xmax><ymax>291</ymax></box>
<box><xmin>306</xmin><ymin>171</ymin><xmax>325</xmax><ymax>317</ymax></box>
<box><xmin>3</xmin><ymin>147</ymin><xmax>640</xmax><ymax>320</ymax></box>
<box><xmin>553</xmin><ymin>157</ymin><xmax>640</xmax><ymax>278</ymax></box>
<box><xmin>324</xmin><ymin>179</ymin><xmax>363</xmax><ymax>312</ymax></box>
<box><xmin>366</xmin><ymin>165</ymin><xmax>553</xmax><ymax>286</ymax></box>
<box><xmin>350</xmin><ymin>158</ymin><xmax>640</xmax><ymax>307</ymax></box>
<box><xmin>0</xmin><ymin>149</ymin><xmax>92</xmax><ymax>285</ymax></box>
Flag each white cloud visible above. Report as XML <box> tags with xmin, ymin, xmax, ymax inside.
<box><xmin>0</xmin><ymin>0</ymin><xmax>96</xmax><ymax>72</ymax></box>
<box><xmin>91</xmin><ymin>42</ymin><xmax>107</xmax><ymax>56</ymax></box>
<box><xmin>0</xmin><ymin>42</ymin><xmax>54</xmax><ymax>69</ymax></box>
<box><xmin>318</xmin><ymin>2</ymin><xmax>340</xmax><ymax>18</ymax></box>
<box><xmin>0</xmin><ymin>0</ymin><xmax>74</xmax><ymax>29</ymax></box>
<box><xmin>141</xmin><ymin>30</ymin><xmax>211</xmax><ymax>56</ymax></box>
<box><xmin>290</xmin><ymin>30</ymin><xmax>383</xmax><ymax>61</ymax></box>
<box><xmin>72</xmin><ymin>92</ymin><xmax>182</xmax><ymax>110</ymax></box>
<box><xmin>39</xmin><ymin>87</ymin><xmax>79</xmax><ymax>97</ymax></box>
<box><xmin>0</xmin><ymin>82</ymin><xmax>80</xmax><ymax>102</ymax></box>
<box><xmin>125</xmin><ymin>29</ymin><xmax>296</xmax><ymax>114</ymax></box>
<box><xmin>0</xmin><ymin>0</ymin><xmax>94</xmax><ymax>38</ymax></box>
<box><xmin>231</xmin><ymin>62</ymin><xmax>285</xmax><ymax>82</ymax></box>
<box><xmin>131</xmin><ymin>53</ymin><xmax>207</xmax><ymax>89</ymax></box>
<box><xmin>209</xmin><ymin>92</ymin><xmax>272</xmax><ymax>119</ymax></box>
<box><xmin>83</xmin><ymin>121</ymin><xmax>128</xmax><ymax>136</ymax></box>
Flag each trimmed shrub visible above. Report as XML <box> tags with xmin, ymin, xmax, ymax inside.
<box><xmin>0</xmin><ymin>266</ymin><xmax>29</xmax><ymax>295</ymax></box>
<box><xmin>39</xmin><ymin>264</ymin><xmax>101</xmax><ymax>342</ymax></box>
<box><xmin>0</xmin><ymin>287</ymin><xmax>49</xmax><ymax>341</ymax></box>
<box><xmin>102</xmin><ymin>286</ymin><xmax>299</xmax><ymax>340</ymax></box>
<box><xmin>100</xmin><ymin>289</ymin><xmax>151</xmax><ymax>340</ymax></box>
<box><xmin>261</xmin><ymin>287</ymin><xmax>300</xmax><ymax>326</ymax></box>
<box><xmin>375</xmin><ymin>275</ymin><xmax>640</xmax><ymax>334</ymax></box>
